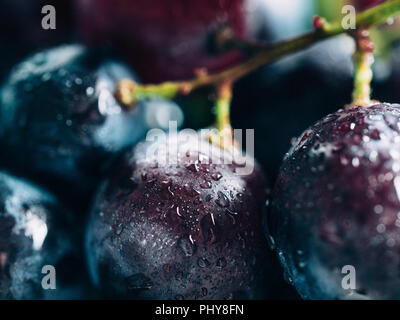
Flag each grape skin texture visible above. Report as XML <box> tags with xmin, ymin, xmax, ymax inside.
<box><xmin>270</xmin><ymin>103</ymin><xmax>400</xmax><ymax>299</ymax></box>
<box><xmin>86</xmin><ymin>134</ymin><xmax>274</xmax><ymax>299</ymax></box>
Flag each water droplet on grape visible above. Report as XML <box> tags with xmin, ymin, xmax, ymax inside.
<box><xmin>215</xmin><ymin>191</ymin><xmax>229</xmax><ymax>207</ymax></box>
<box><xmin>186</xmin><ymin>162</ymin><xmax>199</xmax><ymax>173</ymax></box>
<box><xmin>115</xmin><ymin>223</ymin><xmax>124</xmax><ymax>235</ymax></box>
<box><xmin>197</xmin><ymin>257</ymin><xmax>210</xmax><ymax>268</ymax></box>
<box><xmin>211</xmin><ymin>173</ymin><xmax>223</xmax><ymax>181</ymax></box>
<box><xmin>200</xmin><ymin>181</ymin><xmax>212</xmax><ymax>189</ymax></box>
<box><xmin>216</xmin><ymin>257</ymin><xmax>227</xmax><ymax>269</ymax></box>
<box><xmin>178</xmin><ymin>236</ymin><xmax>196</xmax><ymax>257</ymax></box>
<box><xmin>283</xmin><ymin>271</ymin><xmax>293</xmax><ymax>285</ymax></box>
<box><xmin>86</xmin><ymin>86</ymin><xmax>94</xmax><ymax>96</ymax></box>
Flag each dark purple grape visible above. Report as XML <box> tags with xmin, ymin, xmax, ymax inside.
<box><xmin>0</xmin><ymin>171</ymin><xmax>87</xmax><ymax>299</ymax></box>
<box><xmin>0</xmin><ymin>45</ymin><xmax>183</xmax><ymax>208</ymax></box>
<box><xmin>86</xmin><ymin>133</ymin><xmax>274</xmax><ymax>299</ymax></box>
<box><xmin>270</xmin><ymin>103</ymin><xmax>400</xmax><ymax>299</ymax></box>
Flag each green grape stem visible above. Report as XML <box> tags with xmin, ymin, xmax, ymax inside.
<box><xmin>117</xmin><ymin>0</ymin><xmax>400</xmax><ymax>107</ymax></box>
<box><xmin>351</xmin><ymin>28</ymin><xmax>376</xmax><ymax>107</ymax></box>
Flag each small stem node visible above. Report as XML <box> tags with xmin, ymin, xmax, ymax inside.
<box><xmin>313</xmin><ymin>16</ymin><xmax>330</xmax><ymax>31</ymax></box>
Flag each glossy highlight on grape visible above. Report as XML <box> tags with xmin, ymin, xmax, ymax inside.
<box><xmin>0</xmin><ymin>171</ymin><xmax>87</xmax><ymax>299</ymax></box>
<box><xmin>0</xmin><ymin>44</ymin><xmax>183</xmax><ymax>206</ymax></box>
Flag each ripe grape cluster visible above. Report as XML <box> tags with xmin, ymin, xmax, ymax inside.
<box><xmin>0</xmin><ymin>0</ymin><xmax>399</xmax><ymax>300</ymax></box>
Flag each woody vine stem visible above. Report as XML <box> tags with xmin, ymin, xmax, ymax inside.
<box><xmin>117</xmin><ymin>0</ymin><xmax>400</xmax><ymax>145</ymax></box>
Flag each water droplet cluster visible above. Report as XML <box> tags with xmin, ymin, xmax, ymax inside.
<box><xmin>270</xmin><ymin>103</ymin><xmax>400</xmax><ymax>299</ymax></box>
